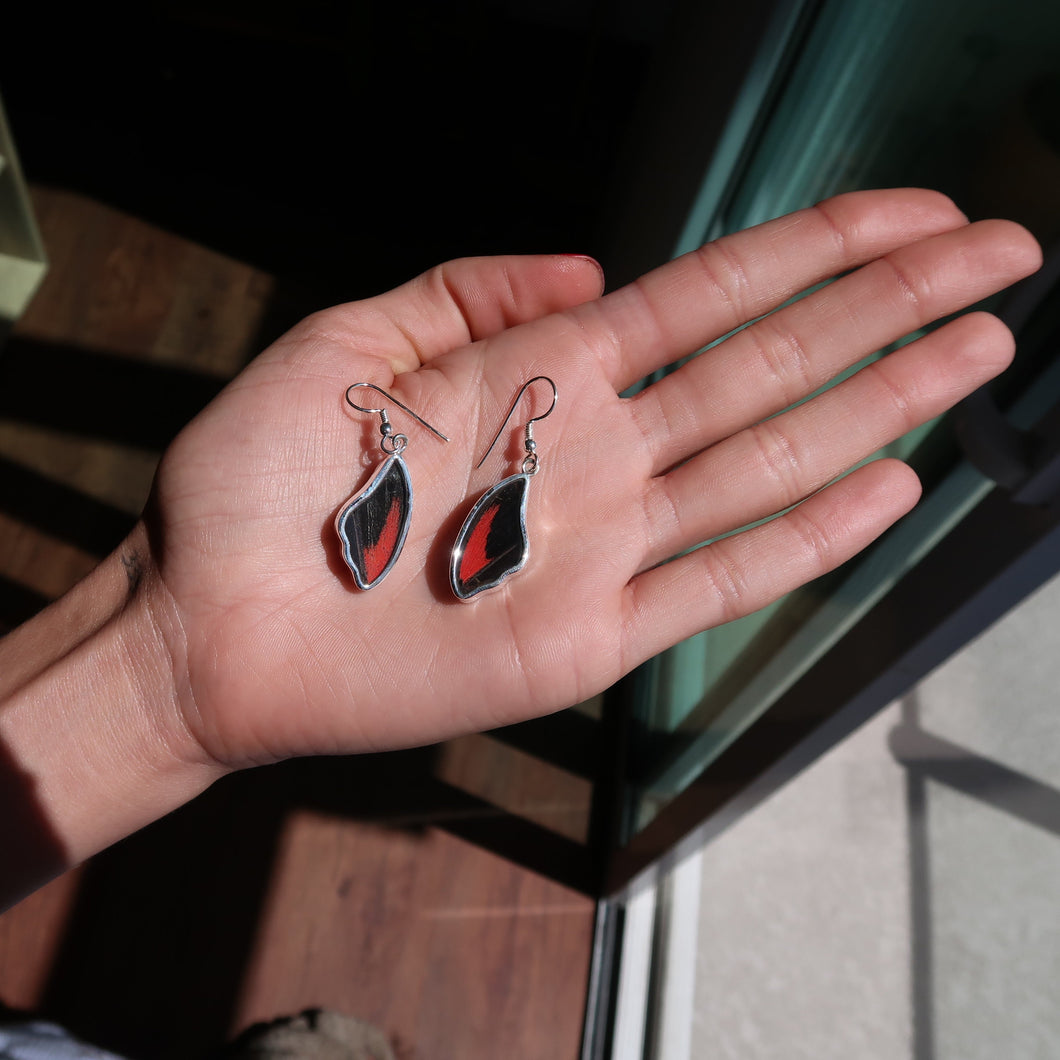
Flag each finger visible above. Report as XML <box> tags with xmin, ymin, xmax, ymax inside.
<box><xmin>635</xmin><ymin>219</ymin><xmax>1041</xmax><ymax>474</ymax></box>
<box><xmin>570</xmin><ymin>188</ymin><xmax>971</xmax><ymax>392</ymax></box>
<box><xmin>625</xmin><ymin>459</ymin><xmax>921</xmax><ymax>661</ymax></box>
<box><xmin>300</xmin><ymin>254</ymin><xmax>606</xmax><ymax>374</ymax></box>
<box><xmin>638</xmin><ymin>311</ymin><xmax>1011</xmax><ymax>568</ymax></box>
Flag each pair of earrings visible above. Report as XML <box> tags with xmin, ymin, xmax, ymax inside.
<box><xmin>334</xmin><ymin>378</ymin><xmax>557</xmax><ymax>600</ymax></box>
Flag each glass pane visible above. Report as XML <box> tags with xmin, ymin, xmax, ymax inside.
<box><xmin>627</xmin><ymin>0</ymin><xmax>1060</xmax><ymax>834</ymax></box>
<box><xmin>0</xmin><ymin>94</ymin><xmax>47</xmax><ymax>325</ymax></box>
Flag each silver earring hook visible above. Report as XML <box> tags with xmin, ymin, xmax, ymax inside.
<box><xmin>345</xmin><ymin>382</ymin><xmax>449</xmax><ymax>455</ymax></box>
<box><xmin>476</xmin><ymin>376</ymin><xmax>558</xmax><ymax>473</ymax></box>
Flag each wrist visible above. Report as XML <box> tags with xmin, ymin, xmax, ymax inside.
<box><xmin>114</xmin><ymin>523</ymin><xmax>217</xmax><ymax>776</ymax></box>
<box><xmin>0</xmin><ymin>524</ymin><xmax>224</xmax><ymax>908</ymax></box>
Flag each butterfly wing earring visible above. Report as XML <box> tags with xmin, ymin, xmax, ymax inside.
<box><xmin>450</xmin><ymin>376</ymin><xmax>557</xmax><ymax>601</ymax></box>
<box><xmin>336</xmin><ymin>383</ymin><xmax>448</xmax><ymax>590</ymax></box>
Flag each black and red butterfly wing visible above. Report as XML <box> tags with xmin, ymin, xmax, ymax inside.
<box><xmin>450</xmin><ymin>474</ymin><xmax>530</xmax><ymax>600</ymax></box>
<box><xmin>335</xmin><ymin>454</ymin><xmax>412</xmax><ymax>590</ymax></box>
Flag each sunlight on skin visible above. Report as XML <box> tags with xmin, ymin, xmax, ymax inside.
<box><xmin>0</xmin><ymin>189</ymin><xmax>1043</xmax><ymax>908</ymax></box>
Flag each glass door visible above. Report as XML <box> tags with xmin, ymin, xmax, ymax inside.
<box><xmin>617</xmin><ymin>0</ymin><xmax>1060</xmax><ymax>847</ymax></box>
<box><xmin>583</xmin><ymin>0</ymin><xmax>1060</xmax><ymax>1054</ymax></box>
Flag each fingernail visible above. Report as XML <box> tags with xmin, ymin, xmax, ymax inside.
<box><xmin>558</xmin><ymin>253</ymin><xmax>605</xmax><ymax>286</ymax></box>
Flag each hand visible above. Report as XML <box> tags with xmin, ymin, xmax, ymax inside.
<box><xmin>136</xmin><ymin>188</ymin><xmax>1039</xmax><ymax>772</ymax></box>
<box><xmin>0</xmin><ymin>188</ymin><xmax>1042</xmax><ymax>903</ymax></box>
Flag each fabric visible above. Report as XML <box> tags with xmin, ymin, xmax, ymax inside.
<box><xmin>223</xmin><ymin>1010</ymin><xmax>396</xmax><ymax>1060</ymax></box>
<box><xmin>0</xmin><ymin>1010</ymin><xmax>394</xmax><ymax>1060</ymax></box>
<box><xmin>0</xmin><ymin>1022</ymin><xmax>127</xmax><ymax>1060</ymax></box>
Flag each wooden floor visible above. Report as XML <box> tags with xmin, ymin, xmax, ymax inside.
<box><xmin>0</xmin><ymin>189</ymin><xmax>596</xmax><ymax>1059</ymax></box>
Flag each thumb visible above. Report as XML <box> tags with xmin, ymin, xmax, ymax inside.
<box><xmin>313</xmin><ymin>253</ymin><xmax>606</xmax><ymax>374</ymax></box>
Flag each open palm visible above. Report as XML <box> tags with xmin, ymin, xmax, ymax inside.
<box><xmin>145</xmin><ymin>189</ymin><xmax>1040</xmax><ymax>770</ymax></box>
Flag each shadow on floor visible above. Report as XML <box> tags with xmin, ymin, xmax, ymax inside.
<box><xmin>35</xmin><ymin>749</ymin><xmax>596</xmax><ymax>1060</ymax></box>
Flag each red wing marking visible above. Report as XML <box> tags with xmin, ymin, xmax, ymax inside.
<box><xmin>459</xmin><ymin>501</ymin><xmax>499</xmax><ymax>584</ymax></box>
<box><xmin>363</xmin><ymin>495</ymin><xmax>402</xmax><ymax>584</ymax></box>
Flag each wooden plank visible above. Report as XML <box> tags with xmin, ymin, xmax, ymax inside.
<box><xmin>18</xmin><ymin>187</ymin><xmax>274</xmax><ymax>376</ymax></box>
<box><xmin>435</xmin><ymin>732</ymin><xmax>592</xmax><ymax>843</ymax></box>
<box><xmin>235</xmin><ymin>811</ymin><xmax>593</xmax><ymax>1060</ymax></box>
